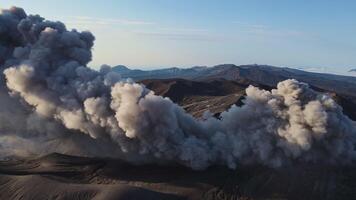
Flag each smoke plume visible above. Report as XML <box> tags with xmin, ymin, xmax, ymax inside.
<box><xmin>0</xmin><ymin>7</ymin><xmax>355</xmax><ymax>169</ymax></box>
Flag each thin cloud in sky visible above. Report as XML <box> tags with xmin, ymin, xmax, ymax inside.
<box><xmin>62</xmin><ymin>16</ymin><xmax>155</xmax><ymax>27</ymax></box>
<box><xmin>248</xmin><ymin>28</ymin><xmax>306</xmax><ymax>37</ymax></box>
<box><xmin>232</xmin><ymin>21</ymin><xmax>306</xmax><ymax>37</ymax></box>
<box><xmin>133</xmin><ymin>28</ymin><xmax>222</xmax><ymax>41</ymax></box>
<box><xmin>232</xmin><ymin>21</ymin><xmax>270</xmax><ymax>29</ymax></box>
<box><xmin>158</xmin><ymin>28</ymin><xmax>210</xmax><ymax>34</ymax></box>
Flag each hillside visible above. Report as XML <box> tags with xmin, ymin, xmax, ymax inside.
<box><xmin>1</xmin><ymin>153</ymin><xmax>356</xmax><ymax>200</ymax></box>
<box><xmin>140</xmin><ymin>79</ymin><xmax>255</xmax><ymax>118</ymax></box>
<box><xmin>114</xmin><ymin>64</ymin><xmax>356</xmax><ymax>99</ymax></box>
<box><xmin>138</xmin><ymin>78</ymin><xmax>356</xmax><ymax>120</ymax></box>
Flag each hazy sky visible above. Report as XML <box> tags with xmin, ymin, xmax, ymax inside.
<box><xmin>2</xmin><ymin>0</ymin><xmax>356</xmax><ymax>73</ymax></box>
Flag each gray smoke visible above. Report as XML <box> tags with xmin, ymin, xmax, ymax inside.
<box><xmin>1</xmin><ymin>7</ymin><xmax>356</xmax><ymax>169</ymax></box>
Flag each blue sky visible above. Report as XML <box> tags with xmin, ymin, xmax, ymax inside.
<box><xmin>2</xmin><ymin>0</ymin><xmax>356</xmax><ymax>74</ymax></box>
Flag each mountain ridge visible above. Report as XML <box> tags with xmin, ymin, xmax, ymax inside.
<box><xmin>112</xmin><ymin>64</ymin><xmax>356</xmax><ymax>99</ymax></box>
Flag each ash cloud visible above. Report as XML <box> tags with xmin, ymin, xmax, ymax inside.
<box><xmin>0</xmin><ymin>6</ymin><xmax>355</xmax><ymax>169</ymax></box>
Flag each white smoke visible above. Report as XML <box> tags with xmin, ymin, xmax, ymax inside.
<box><xmin>1</xmin><ymin>7</ymin><xmax>356</xmax><ymax>169</ymax></box>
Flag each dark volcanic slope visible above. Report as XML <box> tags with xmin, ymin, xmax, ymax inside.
<box><xmin>1</xmin><ymin>153</ymin><xmax>356</xmax><ymax>200</ymax></box>
<box><xmin>140</xmin><ymin>79</ymin><xmax>254</xmax><ymax>118</ymax></box>
<box><xmin>114</xmin><ymin>64</ymin><xmax>356</xmax><ymax>98</ymax></box>
<box><xmin>140</xmin><ymin>78</ymin><xmax>356</xmax><ymax>120</ymax></box>
<box><xmin>117</xmin><ymin>64</ymin><xmax>356</xmax><ymax>120</ymax></box>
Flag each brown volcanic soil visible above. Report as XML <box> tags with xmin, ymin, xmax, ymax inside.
<box><xmin>140</xmin><ymin>79</ymin><xmax>273</xmax><ymax>118</ymax></box>
<box><xmin>140</xmin><ymin>78</ymin><xmax>356</xmax><ymax>120</ymax></box>
<box><xmin>1</xmin><ymin>153</ymin><xmax>356</xmax><ymax>200</ymax></box>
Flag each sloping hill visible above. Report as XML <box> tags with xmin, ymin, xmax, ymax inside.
<box><xmin>139</xmin><ymin>78</ymin><xmax>356</xmax><ymax>120</ymax></box>
<box><xmin>1</xmin><ymin>153</ymin><xmax>356</xmax><ymax>200</ymax></box>
<box><xmin>140</xmin><ymin>79</ymin><xmax>253</xmax><ymax>118</ymax></box>
<box><xmin>116</xmin><ymin>64</ymin><xmax>356</xmax><ymax>120</ymax></box>
<box><xmin>114</xmin><ymin>64</ymin><xmax>356</xmax><ymax>99</ymax></box>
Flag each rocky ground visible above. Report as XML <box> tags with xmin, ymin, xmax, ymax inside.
<box><xmin>1</xmin><ymin>153</ymin><xmax>356</xmax><ymax>200</ymax></box>
<box><xmin>141</xmin><ymin>78</ymin><xmax>356</xmax><ymax>120</ymax></box>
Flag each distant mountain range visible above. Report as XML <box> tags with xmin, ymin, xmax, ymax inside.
<box><xmin>112</xmin><ymin>64</ymin><xmax>356</xmax><ymax>98</ymax></box>
<box><xmin>349</xmin><ymin>69</ymin><xmax>356</xmax><ymax>72</ymax></box>
<box><xmin>111</xmin><ymin>64</ymin><xmax>356</xmax><ymax>120</ymax></box>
